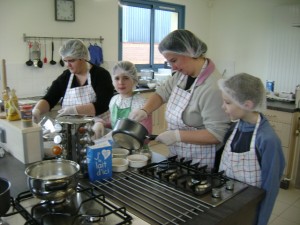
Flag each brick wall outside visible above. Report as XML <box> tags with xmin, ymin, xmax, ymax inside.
<box><xmin>123</xmin><ymin>43</ymin><xmax>165</xmax><ymax>64</ymax></box>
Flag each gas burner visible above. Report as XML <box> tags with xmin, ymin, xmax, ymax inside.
<box><xmin>11</xmin><ymin>184</ymin><xmax>132</xmax><ymax>225</ymax></box>
<box><xmin>194</xmin><ymin>180</ymin><xmax>212</xmax><ymax>194</ymax></box>
<box><xmin>138</xmin><ymin>155</ymin><xmax>249</xmax><ymax>207</ymax></box>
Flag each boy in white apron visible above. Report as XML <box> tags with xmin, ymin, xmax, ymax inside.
<box><xmin>218</xmin><ymin>73</ymin><xmax>285</xmax><ymax>225</ymax></box>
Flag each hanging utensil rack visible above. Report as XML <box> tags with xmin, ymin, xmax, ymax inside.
<box><xmin>23</xmin><ymin>33</ymin><xmax>104</xmax><ymax>43</ymax></box>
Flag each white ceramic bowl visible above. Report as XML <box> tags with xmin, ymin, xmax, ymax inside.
<box><xmin>127</xmin><ymin>154</ymin><xmax>148</xmax><ymax>168</ymax></box>
<box><xmin>112</xmin><ymin>148</ymin><xmax>130</xmax><ymax>159</ymax></box>
<box><xmin>112</xmin><ymin>158</ymin><xmax>129</xmax><ymax>172</ymax></box>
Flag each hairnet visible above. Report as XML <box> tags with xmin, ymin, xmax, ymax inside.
<box><xmin>158</xmin><ymin>29</ymin><xmax>207</xmax><ymax>58</ymax></box>
<box><xmin>59</xmin><ymin>39</ymin><xmax>90</xmax><ymax>61</ymax></box>
<box><xmin>112</xmin><ymin>61</ymin><xmax>138</xmax><ymax>83</ymax></box>
<box><xmin>218</xmin><ymin>73</ymin><xmax>266</xmax><ymax>112</ymax></box>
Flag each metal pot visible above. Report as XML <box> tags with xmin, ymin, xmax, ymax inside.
<box><xmin>0</xmin><ymin>177</ymin><xmax>11</xmax><ymax>216</ymax></box>
<box><xmin>25</xmin><ymin>159</ymin><xmax>80</xmax><ymax>201</ymax></box>
<box><xmin>112</xmin><ymin>118</ymin><xmax>157</xmax><ymax>150</ymax></box>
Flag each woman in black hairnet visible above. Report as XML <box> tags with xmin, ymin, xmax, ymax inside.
<box><xmin>129</xmin><ymin>29</ymin><xmax>230</xmax><ymax>169</ymax></box>
<box><xmin>32</xmin><ymin>39</ymin><xmax>114</xmax><ymax>138</ymax></box>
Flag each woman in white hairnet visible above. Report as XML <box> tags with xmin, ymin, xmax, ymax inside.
<box><xmin>218</xmin><ymin>73</ymin><xmax>285</xmax><ymax>225</ymax></box>
<box><xmin>129</xmin><ymin>29</ymin><xmax>230</xmax><ymax>169</ymax></box>
<box><xmin>32</xmin><ymin>39</ymin><xmax>114</xmax><ymax>138</ymax></box>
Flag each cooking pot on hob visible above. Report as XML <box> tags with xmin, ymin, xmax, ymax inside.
<box><xmin>112</xmin><ymin>118</ymin><xmax>157</xmax><ymax>150</ymax></box>
<box><xmin>0</xmin><ymin>177</ymin><xmax>11</xmax><ymax>217</ymax></box>
<box><xmin>25</xmin><ymin>159</ymin><xmax>80</xmax><ymax>201</ymax></box>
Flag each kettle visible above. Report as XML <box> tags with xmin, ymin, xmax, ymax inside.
<box><xmin>295</xmin><ymin>85</ymin><xmax>300</xmax><ymax>108</ymax></box>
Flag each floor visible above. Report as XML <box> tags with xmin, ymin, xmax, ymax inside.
<box><xmin>268</xmin><ymin>185</ymin><xmax>300</xmax><ymax>225</ymax></box>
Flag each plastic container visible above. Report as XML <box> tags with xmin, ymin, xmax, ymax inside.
<box><xmin>266</xmin><ymin>80</ymin><xmax>275</xmax><ymax>92</ymax></box>
<box><xmin>20</xmin><ymin>104</ymin><xmax>33</xmax><ymax>127</ymax></box>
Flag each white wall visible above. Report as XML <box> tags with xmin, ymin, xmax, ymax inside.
<box><xmin>0</xmin><ymin>0</ymin><xmax>299</xmax><ymax>97</ymax></box>
<box><xmin>208</xmin><ymin>0</ymin><xmax>300</xmax><ymax>93</ymax></box>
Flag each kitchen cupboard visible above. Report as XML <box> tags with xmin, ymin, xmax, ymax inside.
<box><xmin>264</xmin><ymin>109</ymin><xmax>298</xmax><ymax>180</ymax></box>
<box><xmin>0</xmin><ymin>119</ymin><xmax>43</xmax><ymax>164</ymax></box>
<box><xmin>292</xmin><ymin>112</ymin><xmax>300</xmax><ymax>188</ymax></box>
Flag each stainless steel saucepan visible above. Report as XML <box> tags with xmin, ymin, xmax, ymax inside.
<box><xmin>112</xmin><ymin>118</ymin><xmax>157</xmax><ymax>150</ymax></box>
<box><xmin>25</xmin><ymin>159</ymin><xmax>80</xmax><ymax>201</ymax></box>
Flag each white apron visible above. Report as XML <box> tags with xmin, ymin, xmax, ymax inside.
<box><xmin>219</xmin><ymin>115</ymin><xmax>262</xmax><ymax>187</ymax></box>
<box><xmin>166</xmin><ymin>74</ymin><xmax>216</xmax><ymax>169</ymax></box>
<box><xmin>62</xmin><ymin>73</ymin><xmax>96</xmax><ymax>108</ymax></box>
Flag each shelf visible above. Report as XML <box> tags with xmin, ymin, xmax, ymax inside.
<box><xmin>23</xmin><ymin>33</ymin><xmax>104</xmax><ymax>43</ymax></box>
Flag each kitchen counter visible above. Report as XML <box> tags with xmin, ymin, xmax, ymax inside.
<box><xmin>267</xmin><ymin>99</ymin><xmax>299</xmax><ymax>113</ymax></box>
<box><xmin>0</xmin><ymin>152</ymin><xmax>265</xmax><ymax>225</ymax></box>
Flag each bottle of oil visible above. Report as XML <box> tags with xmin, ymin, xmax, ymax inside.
<box><xmin>2</xmin><ymin>90</ymin><xmax>9</xmax><ymax>117</ymax></box>
<box><xmin>6</xmin><ymin>89</ymin><xmax>21</xmax><ymax>121</ymax></box>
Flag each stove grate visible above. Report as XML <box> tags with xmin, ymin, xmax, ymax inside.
<box><xmin>12</xmin><ymin>184</ymin><xmax>133</xmax><ymax>225</ymax></box>
<box><xmin>91</xmin><ymin>171</ymin><xmax>211</xmax><ymax>225</ymax></box>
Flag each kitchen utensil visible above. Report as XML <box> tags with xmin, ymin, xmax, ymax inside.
<box><xmin>59</xmin><ymin>39</ymin><xmax>64</xmax><ymax>66</ymax></box>
<box><xmin>112</xmin><ymin>148</ymin><xmax>130</xmax><ymax>158</ymax></box>
<box><xmin>50</xmin><ymin>41</ymin><xmax>56</xmax><ymax>65</ymax></box>
<box><xmin>25</xmin><ymin>41</ymin><xmax>33</xmax><ymax>66</ymax></box>
<box><xmin>0</xmin><ymin>177</ymin><xmax>11</xmax><ymax>216</ymax></box>
<box><xmin>37</xmin><ymin>41</ymin><xmax>43</xmax><ymax>68</ymax></box>
<box><xmin>43</xmin><ymin>41</ymin><xmax>47</xmax><ymax>63</ymax></box>
<box><xmin>59</xmin><ymin>57</ymin><xmax>64</xmax><ymax>66</ymax></box>
<box><xmin>112</xmin><ymin>158</ymin><xmax>129</xmax><ymax>172</ymax></box>
<box><xmin>1</xmin><ymin>59</ymin><xmax>7</xmax><ymax>91</ymax></box>
<box><xmin>25</xmin><ymin>159</ymin><xmax>80</xmax><ymax>201</ymax></box>
<box><xmin>127</xmin><ymin>154</ymin><xmax>148</xmax><ymax>168</ymax></box>
<box><xmin>112</xmin><ymin>118</ymin><xmax>157</xmax><ymax>150</ymax></box>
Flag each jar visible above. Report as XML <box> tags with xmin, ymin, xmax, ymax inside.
<box><xmin>20</xmin><ymin>104</ymin><xmax>33</xmax><ymax>127</ymax></box>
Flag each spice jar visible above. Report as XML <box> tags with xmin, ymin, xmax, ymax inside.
<box><xmin>20</xmin><ymin>104</ymin><xmax>33</xmax><ymax>127</ymax></box>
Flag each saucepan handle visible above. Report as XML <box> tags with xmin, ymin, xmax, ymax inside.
<box><xmin>147</xmin><ymin>135</ymin><xmax>158</xmax><ymax>140</ymax></box>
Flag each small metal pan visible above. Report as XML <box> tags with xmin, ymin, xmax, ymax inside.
<box><xmin>112</xmin><ymin>118</ymin><xmax>157</xmax><ymax>150</ymax></box>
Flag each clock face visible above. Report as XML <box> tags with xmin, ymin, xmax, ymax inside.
<box><xmin>55</xmin><ymin>0</ymin><xmax>75</xmax><ymax>21</ymax></box>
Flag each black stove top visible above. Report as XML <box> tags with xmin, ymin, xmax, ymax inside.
<box><xmin>2</xmin><ymin>184</ymin><xmax>132</xmax><ymax>225</ymax></box>
<box><xmin>138</xmin><ymin>155</ymin><xmax>249</xmax><ymax>207</ymax></box>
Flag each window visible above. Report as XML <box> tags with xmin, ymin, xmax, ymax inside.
<box><xmin>119</xmin><ymin>0</ymin><xmax>185</xmax><ymax>70</ymax></box>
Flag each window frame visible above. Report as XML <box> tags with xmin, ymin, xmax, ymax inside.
<box><xmin>118</xmin><ymin>0</ymin><xmax>185</xmax><ymax>71</ymax></box>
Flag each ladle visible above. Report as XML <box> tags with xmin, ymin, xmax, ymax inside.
<box><xmin>37</xmin><ymin>42</ymin><xmax>43</xmax><ymax>68</ymax></box>
<box><xmin>50</xmin><ymin>41</ymin><xmax>56</xmax><ymax>65</ymax></box>
<box><xmin>25</xmin><ymin>41</ymin><xmax>33</xmax><ymax>66</ymax></box>
<box><xmin>59</xmin><ymin>57</ymin><xmax>64</xmax><ymax>67</ymax></box>
<box><xmin>59</xmin><ymin>39</ymin><xmax>64</xmax><ymax>66</ymax></box>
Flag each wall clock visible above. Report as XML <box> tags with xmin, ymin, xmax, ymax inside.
<box><xmin>55</xmin><ymin>0</ymin><xmax>75</xmax><ymax>22</ymax></box>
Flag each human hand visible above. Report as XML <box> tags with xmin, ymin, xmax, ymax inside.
<box><xmin>57</xmin><ymin>106</ymin><xmax>78</xmax><ymax>117</ymax></box>
<box><xmin>32</xmin><ymin>108</ymin><xmax>41</xmax><ymax>124</ymax></box>
<box><xmin>128</xmin><ymin>109</ymin><xmax>148</xmax><ymax>122</ymax></box>
<box><xmin>92</xmin><ymin>122</ymin><xmax>105</xmax><ymax>139</ymax></box>
<box><xmin>155</xmin><ymin>130</ymin><xmax>181</xmax><ymax>145</ymax></box>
